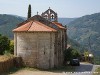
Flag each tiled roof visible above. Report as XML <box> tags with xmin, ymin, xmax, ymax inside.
<box><xmin>13</xmin><ymin>20</ymin><xmax>57</xmax><ymax>32</ymax></box>
<box><xmin>52</xmin><ymin>22</ymin><xmax>66</xmax><ymax>29</ymax></box>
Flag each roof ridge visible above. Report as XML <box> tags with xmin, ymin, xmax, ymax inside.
<box><xmin>52</xmin><ymin>22</ymin><xmax>66</xmax><ymax>29</ymax></box>
<box><xmin>27</xmin><ymin>21</ymin><xmax>34</xmax><ymax>31</ymax></box>
<box><xmin>32</xmin><ymin>15</ymin><xmax>59</xmax><ymax>30</ymax></box>
<box><xmin>35</xmin><ymin>20</ymin><xmax>56</xmax><ymax>31</ymax></box>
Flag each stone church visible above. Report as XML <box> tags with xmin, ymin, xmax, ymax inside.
<box><xmin>13</xmin><ymin>8</ymin><xmax>67</xmax><ymax>69</ymax></box>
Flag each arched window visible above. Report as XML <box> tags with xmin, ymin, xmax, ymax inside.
<box><xmin>41</xmin><ymin>8</ymin><xmax>58</xmax><ymax>22</ymax></box>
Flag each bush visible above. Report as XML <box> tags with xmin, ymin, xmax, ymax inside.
<box><xmin>63</xmin><ymin>47</ymin><xmax>80</xmax><ymax>65</ymax></box>
<box><xmin>0</xmin><ymin>34</ymin><xmax>10</xmax><ymax>55</ymax></box>
<box><xmin>9</xmin><ymin>40</ymin><xmax>14</xmax><ymax>54</ymax></box>
<box><xmin>0</xmin><ymin>34</ymin><xmax>14</xmax><ymax>55</ymax></box>
<box><xmin>3</xmin><ymin>40</ymin><xmax>14</xmax><ymax>55</ymax></box>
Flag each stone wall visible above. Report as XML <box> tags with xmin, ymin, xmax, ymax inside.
<box><xmin>14</xmin><ymin>32</ymin><xmax>55</xmax><ymax>69</ymax></box>
<box><xmin>54</xmin><ymin>29</ymin><xmax>66</xmax><ymax>67</ymax></box>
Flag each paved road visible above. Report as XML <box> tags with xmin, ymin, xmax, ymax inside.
<box><xmin>67</xmin><ymin>63</ymin><xmax>99</xmax><ymax>75</ymax></box>
<box><xmin>76</xmin><ymin>63</ymin><xmax>93</xmax><ymax>72</ymax></box>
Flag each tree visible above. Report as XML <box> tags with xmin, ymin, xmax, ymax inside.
<box><xmin>0</xmin><ymin>34</ymin><xmax>10</xmax><ymax>55</ymax></box>
<box><xmin>63</xmin><ymin>47</ymin><xmax>80</xmax><ymax>65</ymax></box>
<box><xmin>27</xmin><ymin>4</ymin><xmax>31</xmax><ymax>19</ymax></box>
<box><xmin>71</xmin><ymin>48</ymin><xmax>80</xmax><ymax>59</ymax></box>
<box><xmin>9</xmin><ymin>40</ymin><xmax>14</xmax><ymax>54</ymax></box>
<box><xmin>84</xmin><ymin>50</ymin><xmax>90</xmax><ymax>61</ymax></box>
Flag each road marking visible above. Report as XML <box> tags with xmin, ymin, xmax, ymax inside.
<box><xmin>62</xmin><ymin>72</ymin><xmax>99</xmax><ymax>74</ymax></box>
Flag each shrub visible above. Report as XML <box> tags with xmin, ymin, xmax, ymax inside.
<box><xmin>63</xmin><ymin>47</ymin><xmax>80</xmax><ymax>65</ymax></box>
<box><xmin>0</xmin><ymin>34</ymin><xmax>10</xmax><ymax>55</ymax></box>
<box><xmin>9</xmin><ymin>40</ymin><xmax>14</xmax><ymax>54</ymax></box>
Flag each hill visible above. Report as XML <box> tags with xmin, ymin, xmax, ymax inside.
<box><xmin>68</xmin><ymin>13</ymin><xmax>100</xmax><ymax>56</ymax></box>
<box><xmin>0</xmin><ymin>14</ymin><xmax>76</xmax><ymax>39</ymax></box>
<box><xmin>58</xmin><ymin>18</ymin><xmax>76</xmax><ymax>25</ymax></box>
<box><xmin>0</xmin><ymin>14</ymin><xmax>25</xmax><ymax>39</ymax></box>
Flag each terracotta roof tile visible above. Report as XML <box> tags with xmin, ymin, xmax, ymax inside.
<box><xmin>52</xmin><ymin>22</ymin><xmax>66</xmax><ymax>29</ymax></box>
<box><xmin>13</xmin><ymin>20</ymin><xmax>57</xmax><ymax>32</ymax></box>
<box><xmin>28</xmin><ymin>21</ymin><xmax>57</xmax><ymax>32</ymax></box>
<box><xmin>13</xmin><ymin>21</ymin><xmax>33</xmax><ymax>31</ymax></box>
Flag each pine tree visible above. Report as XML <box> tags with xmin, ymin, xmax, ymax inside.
<box><xmin>27</xmin><ymin>4</ymin><xmax>31</xmax><ymax>19</ymax></box>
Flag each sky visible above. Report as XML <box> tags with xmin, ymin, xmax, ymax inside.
<box><xmin>0</xmin><ymin>0</ymin><xmax>100</xmax><ymax>18</ymax></box>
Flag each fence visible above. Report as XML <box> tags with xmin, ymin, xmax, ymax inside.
<box><xmin>0</xmin><ymin>57</ymin><xmax>14</xmax><ymax>73</ymax></box>
<box><xmin>0</xmin><ymin>56</ymin><xmax>22</xmax><ymax>73</ymax></box>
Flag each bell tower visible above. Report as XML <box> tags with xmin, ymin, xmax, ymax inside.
<box><xmin>41</xmin><ymin>7</ymin><xmax>58</xmax><ymax>22</ymax></box>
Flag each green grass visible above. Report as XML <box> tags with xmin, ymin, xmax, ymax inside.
<box><xmin>46</xmin><ymin>66</ymin><xmax>75</xmax><ymax>72</ymax></box>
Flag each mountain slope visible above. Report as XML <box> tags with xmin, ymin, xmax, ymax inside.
<box><xmin>68</xmin><ymin>13</ymin><xmax>100</xmax><ymax>56</ymax></box>
<box><xmin>0</xmin><ymin>15</ymin><xmax>76</xmax><ymax>39</ymax></box>
<box><xmin>0</xmin><ymin>14</ymin><xmax>25</xmax><ymax>39</ymax></box>
<box><xmin>58</xmin><ymin>18</ymin><xmax>76</xmax><ymax>25</ymax></box>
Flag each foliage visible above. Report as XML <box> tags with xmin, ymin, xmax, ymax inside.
<box><xmin>4</xmin><ymin>40</ymin><xmax>14</xmax><ymax>54</ymax></box>
<box><xmin>58</xmin><ymin>18</ymin><xmax>76</xmax><ymax>25</ymax></box>
<box><xmin>0</xmin><ymin>14</ymin><xmax>76</xmax><ymax>39</ymax></box>
<box><xmin>0</xmin><ymin>14</ymin><xmax>25</xmax><ymax>39</ymax></box>
<box><xmin>0</xmin><ymin>34</ymin><xmax>14</xmax><ymax>55</ymax></box>
<box><xmin>0</xmin><ymin>34</ymin><xmax>10</xmax><ymax>55</ymax></box>
<box><xmin>68</xmin><ymin>12</ymin><xmax>100</xmax><ymax>57</ymax></box>
<box><xmin>27</xmin><ymin>4</ymin><xmax>31</xmax><ymax>19</ymax></box>
<box><xmin>94</xmin><ymin>56</ymin><xmax>100</xmax><ymax>65</ymax></box>
<box><xmin>94</xmin><ymin>67</ymin><xmax>100</xmax><ymax>75</ymax></box>
<box><xmin>83</xmin><ymin>50</ymin><xmax>89</xmax><ymax>61</ymax></box>
<box><xmin>9</xmin><ymin>40</ymin><xmax>14</xmax><ymax>54</ymax></box>
<box><xmin>83</xmin><ymin>50</ymin><xmax>94</xmax><ymax>63</ymax></box>
<box><xmin>71</xmin><ymin>48</ymin><xmax>80</xmax><ymax>58</ymax></box>
<box><xmin>84</xmin><ymin>50</ymin><xmax>89</xmax><ymax>56</ymax></box>
<box><xmin>67</xmin><ymin>37</ymin><xmax>86</xmax><ymax>52</ymax></box>
<box><xmin>63</xmin><ymin>47</ymin><xmax>80</xmax><ymax>65</ymax></box>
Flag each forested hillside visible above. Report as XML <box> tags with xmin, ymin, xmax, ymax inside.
<box><xmin>0</xmin><ymin>14</ymin><xmax>25</xmax><ymax>39</ymax></box>
<box><xmin>58</xmin><ymin>18</ymin><xmax>76</xmax><ymax>25</ymax></box>
<box><xmin>68</xmin><ymin>13</ymin><xmax>100</xmax><ymax>56</ymax></box>
<box><xmin>0</xmin><ymin>14</ymin><xmax>76</xmax><ymax>39</ymax></box>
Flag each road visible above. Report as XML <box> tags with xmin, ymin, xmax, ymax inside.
<box><xmin>75</xmin><ymin>63</ymin><xmax>93</xmax><ymax>72</ymax></box>
<box><xmin>67</xmin><ymin>62</ymin><xmax>100</xmax><ymax>75</ymax></box>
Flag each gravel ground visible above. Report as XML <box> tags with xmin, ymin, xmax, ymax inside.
<box><xmin>10</xmin><ymin>70</ymin><xmax>64</xmax><ymax>75</ymax></box>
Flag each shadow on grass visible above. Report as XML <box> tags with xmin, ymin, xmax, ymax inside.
<box><xmin>44</xmin><ymin>66</ymin><xmax>75</xmax><ymax>73</ymax></box>
<box><xmin>24</xmin><ymin>65</ymin><xmax>75</xmax><ymax>73</ymax></box>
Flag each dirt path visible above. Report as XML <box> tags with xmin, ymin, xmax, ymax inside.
<box><xmin>10</xmin><ymin>70</ymin><xmax>64</xmax><ymax>75</ymax></box>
